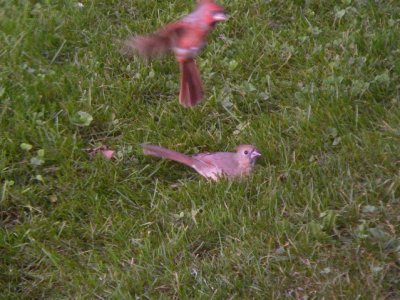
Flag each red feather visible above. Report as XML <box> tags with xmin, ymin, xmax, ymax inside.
<box><xmin>179</xmin><ymin>59</ymin><xmax>204</xmax><ymax>107</ymax></box>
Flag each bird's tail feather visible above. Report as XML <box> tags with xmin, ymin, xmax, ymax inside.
<box><xmin>179</xmin><ymin>59</ymin><xmax>204</xmax><ymax>107</ymax></box>
<box><xmin>141</xmin><ymin>144</ymin><xmax>194</xmax><ymax>167</ymax></box>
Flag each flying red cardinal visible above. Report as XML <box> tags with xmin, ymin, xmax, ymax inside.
<box><xmin>123</xmin><ymin>0</ymin><xmax>227</xmax><ymax>107</ymax></box>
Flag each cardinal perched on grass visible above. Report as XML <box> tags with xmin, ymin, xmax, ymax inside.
<box><xmin>141</xmin><ymin>144</ymin><xmax>261</xmax><ymax>181</ymax></box>
<box><xmin>123</xmin><ymin>0</ymin><xmax>227</xmax><ymax>107</ymax></box>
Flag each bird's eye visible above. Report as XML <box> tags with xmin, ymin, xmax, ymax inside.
<box><xmin>244</xmin><ymin>150</ymin><xmax>249</xmax><ymax>155</ymax></box>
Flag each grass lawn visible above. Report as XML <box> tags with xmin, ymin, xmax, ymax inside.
<box><xmin>1</xmin><ymin>0</ymin><xmax>400</xmax><ymax>298</ymax></box>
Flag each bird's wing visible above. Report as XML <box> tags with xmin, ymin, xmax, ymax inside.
<box><xmin>123</xmin><ymin>22</ymin><xmax>188</xmax><ymax>59</ymax></box>
<box><xmin>193</xmin><ymin>152</ymin><xmax>239</xmax><ymax>177</ymax></box>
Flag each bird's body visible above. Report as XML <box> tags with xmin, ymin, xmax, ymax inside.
<box><xmin>141</xmin><ymin>144</ymin><xmax>261</xmax><ymax>181</ymax></box>
<box><xmin>123</xmin><ymin>0</ymin><xmax>227</xmax><ymax>107</ymax></box>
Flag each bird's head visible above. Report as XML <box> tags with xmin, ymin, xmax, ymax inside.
<box><xmin>197</xmin><ymin>0</ymin><xmax>228</xmax><ymax>27</ymax></box>
<box><xmin>236</xmin><ymin>144</ymin><xmax>261</xmax><ymax>164</ymax></box>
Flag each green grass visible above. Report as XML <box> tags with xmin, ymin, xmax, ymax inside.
<box><xmin>1</xmin><ymin>0</ymin><xmax>400</xmax><ymax>298</ymax></box>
